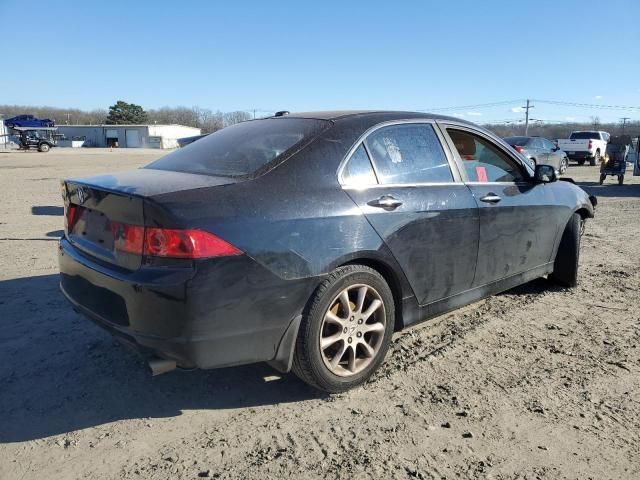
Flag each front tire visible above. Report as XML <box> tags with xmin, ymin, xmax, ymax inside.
<box><xmin>559</xmin><ymin>157</ymin><xmax>568</xmax><ymax>174</ymax></box>
<box><xmin>618</xmin><ymin>174</ymin><xmax>624</xmax><ymax>185</ymax></box>
<box><xmin>549</xmin><ymin>213</ymin><xmax>582</xmax><ymax>288</ymax></box>
<box><xmin>292</xmin><ymin>265</ymin><xmax>395</xmax><ymax>393</ymax></box>
<box><xmin>599</xmin><ymin>173</ymin><xmax>606</xmax><ymax>185</ymax></box>
<box><xmin>38</xmin><ymin>143</ymin><xmax>50</xmax><ymax>153</ymax></box>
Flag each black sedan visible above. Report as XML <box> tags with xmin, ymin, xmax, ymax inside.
<box><xmin>59</xmin><ymin>111</ymin><xmax>595</xmax><ymax>393</ymax></box>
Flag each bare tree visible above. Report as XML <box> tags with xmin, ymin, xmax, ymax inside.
<box><xmin>0</xmin><ymin>105</ymin><xmax>107</xmax><ymax>124</ymax></box>
<box><xmin>223</xmin><ymin>111</ymin><xmax>252</xmax><ymax>127</ymax></box>
<box><xmin>193</xmin><ymin>107</ymin><xmax>224</xmax><ymax>133</ymax></box>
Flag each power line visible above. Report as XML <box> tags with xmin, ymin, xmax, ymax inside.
<box><xmin>415</xmin><ymin>98</ymin><xmax>640</xmax><ymax>114</ymax></box>
<box><xmin>533</xmin><ymin>99</ymin><xmax>640</xmax><ymax>111</ymax></box>
<box><xmin>418</xmin><ymin>99</ymin><xmax>523</xmax><ymax>112</ymax></box>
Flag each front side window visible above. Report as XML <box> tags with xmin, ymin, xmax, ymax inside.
<box><xmin>342</xmin><ymin>144</ymin><xmax>377</xmax><ymax>186</ymax></box>
<box><xmin>540</xmin><ymin>138</ymin><xmax>554</xmax><ymax>150</ymax></box>
<box><xmin>447</xmin><ymin>129</ymin><xmax>525</xmax><ymax>183</ymax></box>
<box><xmin>364</xmin><ymin>124</ymin><xmax>453</xmax><ymax>184</ymax></box>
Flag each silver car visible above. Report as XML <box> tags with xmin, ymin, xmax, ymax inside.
<box><xmin>504</xmin><ymin>136</ymin><xmax>568</xmax><ymax>174</ymax></box>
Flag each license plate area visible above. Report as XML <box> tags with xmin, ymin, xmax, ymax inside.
<box><xmin>72</xmin><ymin>207</ymin><xmax>115</xmax><ymax>251</ymax></box>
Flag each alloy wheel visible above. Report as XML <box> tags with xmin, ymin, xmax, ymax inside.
<box><xmin>560</xmin><ymin>157</ymin><xmax>568</xmax><ymax>174</ymax></box>
<box><xmin>319</xmin><ymin>284</ymin><xmax>386</xmax><ymax>377</ymax></box>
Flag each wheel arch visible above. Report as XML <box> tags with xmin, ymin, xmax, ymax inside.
<box><xmin>575</xmin><ymin>207</ymin><xmax>592</xmax><ymax>219</ymax></box>
<box><xmin>340</xmin><ymin>257</ymin><xmax>406</xmax><ymax>332</ymax></box>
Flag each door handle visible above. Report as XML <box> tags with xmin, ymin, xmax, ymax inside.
<box><xmin>480</xmin><ymin>193</ymin><xmax>501</xmax><ymax>204</ymax></box>
<box><xmin>368</xmin><ymin>195</ymin><xmax>403</xmax><ymax>210</ymax></box>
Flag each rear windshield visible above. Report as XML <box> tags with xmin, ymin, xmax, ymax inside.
<box><xmin>504</xmin><ymin>136</ymin><xmax>530</xmax><ymax>146</ymax></box>
<box><xmin>570</xmin><ymin>132</ymin><xmax>600</xmax><ymax>140</ymax></box>
<box><xmin>146</xmin><ymin>117</ymin><xmax>331</xmax><ymax>177</ymax></box>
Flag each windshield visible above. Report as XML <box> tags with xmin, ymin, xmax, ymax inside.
<box><xmin>504</xmin><ymin>136</ymin><xmax>530</xmax><ymax>146</ymax></box>
<box><xmin>570</xmin><ymin>132</ymin><xmax>600</xmax><ymax>140</ymax></box>
<box><xmin>146</xmin><ymin>117</ymin><xmax>331</xmax><ymax>178</ymax></box>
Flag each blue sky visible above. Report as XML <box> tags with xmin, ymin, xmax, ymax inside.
<box><xmin>2</xmin><ymin>0</ymin><xmax>639</xmax><ymax>123</ymax></box>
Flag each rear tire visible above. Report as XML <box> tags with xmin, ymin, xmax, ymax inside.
<box><xmin>577</xmin><ymin>159</ymin><xmax>586</xmax><ymax>166</ymax></box>
<box><xmin>549</xmin><ymin>213</ymin><xmax>582</xmax><ymax>288</ymax></box>
<box><xmin>590</xmin><ymin>150</ymin><xmax>599</xmax><ymax>166</ymax></box>
<box><xmin>292</xmin><ymin>265</ymin><xmax>395</xmax><ymax>393</ymax></box>
<box><xmin>618</xmin><ymin>174</ymin><xmax>624</xmax><ymax>185</ymax></box>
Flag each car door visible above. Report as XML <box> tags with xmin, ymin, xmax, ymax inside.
<box><xmin>530</xmin><ymin>138</ymin><xmax>549</xmax><ymax>165</ymax></box>
<box><xmin>439</xmin><ymin>124</ymin><xmax>559</xmax><ymax>287</ymax></box>
<box><xmin>340</xmin><ymin>121</ymin><xmax>479</xmax><ymax>306</ymax></box>
<box><xmin>540</xmin><ymin>138</ymin><xmax>562</xmax><ymax>170</ymax></box>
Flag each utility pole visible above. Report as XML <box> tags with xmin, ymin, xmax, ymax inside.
<box><xmin>522</xmin><ymin>99</ymin><xmax>534</xmax><ymax>135</ymax></box>
<box><xmin>620</xmin><ymin>117</ymin><xmax>630</xmax><ymax>135</ymax></box>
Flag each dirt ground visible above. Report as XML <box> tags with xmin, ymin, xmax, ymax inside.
<box><xmin>1</xmin><ymin>148</ymin><xmax>638</xmax><ymax>480</ymax></box>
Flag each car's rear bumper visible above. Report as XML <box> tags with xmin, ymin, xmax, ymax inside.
<box><xmin>58</xmin><ymin>238</ymin><xmax>315</xmax><ymax>370</ymax></box>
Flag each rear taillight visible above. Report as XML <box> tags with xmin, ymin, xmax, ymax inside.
<box><xmin>145</xmin><ymin>228</ymin><xmax>242</xmax><ymax>258</ymax></box>
<box><xmin>588</xmin><ymin>140</ymin><xmax>593</xmax><ymax>149</ymax></box>
<box><xmin>109</xmin><ymin>223</ymin><xmax>241</xmax><ymax>259</ymax></box>
<box><xmin>111</xmin><ymin>222</ymin><xmax>145</xmax><ymax>254</ymax></box>
<box><xmin>65</xmin><ymin>204</ymin><xmax>79</xmax><ymax>234</ymax></box>
<box><xmin>514</xmin><ymin>145</ymin><xmax>525</xmax><ymax>154</ymax></box>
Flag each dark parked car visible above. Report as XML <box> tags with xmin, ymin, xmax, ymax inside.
<box><xmin>504</xmin><ymin>136</ymin><xmax>568</xmax><ymax>173</ymax></box>
<box><xmin>59</xmin><ymin>111</ymin><xmax>596</xmax><ymax>393</ymax></box>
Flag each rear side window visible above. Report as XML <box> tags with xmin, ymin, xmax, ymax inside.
<box><xmin>342</xmin><ymin>144</ymin><xmax>377</xmax><ymax>185</ymax></box>
<box><xmin>365</xmin><ymin>124</ymin><xmax>453</xmax><ymax>184</ymax></box>
<box><xmin>146</xmin><ymin>118</ymin><xmax>330</xmax><ymax>178</ymax></box>
<box><xmin>530</xmin><ymin>138</ymin><xmax>544</xmax><ymax>149</ymax></box>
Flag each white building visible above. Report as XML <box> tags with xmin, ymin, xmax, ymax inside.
<box><xmin>56</xmin><ymin>124</ymin><xmax>201</xmax><ymax>149</ymax></box>
<box><xmin>0</xmin><ymin>119</ymin><xmax>8</xmax><ymax>148</ymax></box>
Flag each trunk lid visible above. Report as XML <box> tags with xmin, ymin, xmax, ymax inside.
<box><xmin>62</xmin><ymin>169</ymin><xmax>237</xmax><ymax>270</ymax></box>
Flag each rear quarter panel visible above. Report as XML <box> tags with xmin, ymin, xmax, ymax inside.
<box><xmin>149</xmin><ymin>119</ymin><xmax>414</xmax><ymax>292</ymax></box>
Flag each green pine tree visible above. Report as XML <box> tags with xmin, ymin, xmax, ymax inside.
<box><xmin>105</xmin><ymin>101</ymin><xmax>148</xmax><ymax>124</ymax></box>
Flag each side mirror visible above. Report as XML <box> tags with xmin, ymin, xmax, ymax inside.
<box><xmin>534</xmin><ymin>164</ymin><xmax>557</xmax><ymax>183</ymax></box>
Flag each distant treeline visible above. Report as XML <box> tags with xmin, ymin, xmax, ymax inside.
<box><xmin>0</xmin><ymin>105</ymin><xmax>252</xmax><ymax>133</ymax></box>
<box><xmin>482</xmin><ymin>121</ymin><xmax>640</xmax><ymax>141</ymax></box>
<box><xmin>1</xmin><ymin>104</ymin><xmax>638</xmax><ymax>139</ymax></box>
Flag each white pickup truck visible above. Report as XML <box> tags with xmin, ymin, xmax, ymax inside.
<box><xmin>557</xmin><ymin>131</ymin><xmax>610</xmax><ymax>166</ymax></box>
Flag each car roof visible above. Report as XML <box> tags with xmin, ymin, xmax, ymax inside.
<box><xmin>277</xmin><ymin>110</ymin><xmax>470</xmax><ymax>123</ymax></box>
